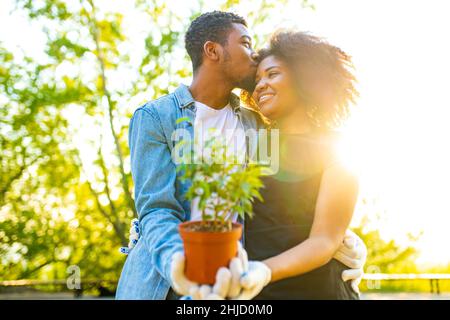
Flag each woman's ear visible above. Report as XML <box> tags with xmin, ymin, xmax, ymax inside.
<box><xmin>203</xmin><ymin>41</ymin><xmax>221</xmax><ymax>63</ymax></box>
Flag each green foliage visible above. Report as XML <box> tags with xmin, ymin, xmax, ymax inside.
<box><xmin>352</xmin><ymin>214</ymin><xmax>419</xmax><ymax>274</ymax></box>
<box><xmin>177</xmin><ymin>128</ymin><xmax>264</xmax><ymax>231</ymax></box>
<box><xmin>1</xmin><ymin>0</ymin><xmax>318</xmax><ymax>286</ymax></box>
<box><xmin>351</xmin><ymin>210</ymin><xmax>431</xmax><ymax>292</ymax></box>
<box><xmin>2</xmin><ymin>0</ymin><xmax>437</xmax><ymax>297</ymax></box>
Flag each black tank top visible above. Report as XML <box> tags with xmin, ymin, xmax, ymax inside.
<box><xmin>245</xmin><ymin>131</ymin><xmax>359</xmax><ymax>300</ymax></box>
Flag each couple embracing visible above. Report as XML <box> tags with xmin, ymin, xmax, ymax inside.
<box><xmin>116</xmin><ymin>11</ymin><xmax>366</xmax><ymax>300</ymax></box>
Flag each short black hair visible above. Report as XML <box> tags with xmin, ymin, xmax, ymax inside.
<box><xmin>185</xmin><ymin>11</ymin><xmax>247</xmax><ymax>71</ymax></box>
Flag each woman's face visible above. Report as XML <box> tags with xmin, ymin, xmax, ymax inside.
<box><xmin>252</xmin><ymin>55</ymin><xmax>299</xmax><ymax>120</ymax></box>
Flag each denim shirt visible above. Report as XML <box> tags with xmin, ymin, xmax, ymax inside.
<box><xmin>116</xmin><ymin>84</ymin><xmax>263</xmax><ymax>299</ymax></box>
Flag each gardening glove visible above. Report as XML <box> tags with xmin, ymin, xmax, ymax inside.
<box><xmin>334</xmin><ymin>229</ymin><xmax>367</xmax><ymax>294</ymax></box>
<box><xmin>119</xmin><ymin>218</ymin><xmax>140</xmax><ymax>255</ymax></box>
<box><xmin>207</xmin><ymin>241</ymin><xmax>271</xmax><ymax>300</ymax></box>
<box><xmin>188</xmin><ymin>241</ymin><xmax>253</xmax><ymax>299</ymax></box>
<box><xmin>170</xmin><ymin>251</ymin><xmax>198</xmax><ymax>296</ymax></box>
<box><xmin>229</xmin><ymin>258</ymin><xmax>272</xmax><ymax>300</ymax></box>
<box><xmin>171</xmin><ymin>250</ymin><xmax>234</xmax><ymax>300</ymax></box>
<box><xmin>171</xmin><ymin>241</ymin><xmax>251</xmax><ymax>300</ymax></box>
<box><xmin>227</xmin><ymin>241</ymin><xmax>249</xmax><ymax>298</ymax></box>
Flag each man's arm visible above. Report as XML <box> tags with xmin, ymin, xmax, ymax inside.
<box><xmin>129</xmin><ymin>106</ymin><xmax>185</xmax><ymax>283</ymax></box>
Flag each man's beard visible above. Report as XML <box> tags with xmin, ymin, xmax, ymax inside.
<box><xmin>237</xmin><ymin>73</ymin><xmax>257</xmax><ymax>92</ymax></box>
<box><xmin>222</xmin><ymin>48</ymin><xmax>257</xmax><ymax>92</ymax></box>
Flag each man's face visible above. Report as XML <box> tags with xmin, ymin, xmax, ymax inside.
<box><xmin>221</xmin><ymin>23</ymin><xmax>258</xmax><ymax>91</ymax></box>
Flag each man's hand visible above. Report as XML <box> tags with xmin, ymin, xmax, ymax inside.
<box><xmin>333</xmin><ymin>229</ymin><xmax>367</xmax><ymax>293</ymax></box>
<box><xmin>121</xmin><ymin>220</ymin><xmax>253</xmax><ymax>300</ymax></box>
<box><xmin>170</xmin><ymin>242</ymin><xmax>247</xmax><ymax>300</ymax></box>
<box><xmin>171</xmin><ymin>242</ymin><xmax>271</xmax><ymax>300</ymax></box>
<box><xmin>170</xmin><ymin>251</ymin><xmax>229</xmax><ymax>299</ymax></box>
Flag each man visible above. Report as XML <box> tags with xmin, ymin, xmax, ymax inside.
<box><xmin>116</xmin><ymin>11</ymin><xmax>365</xmax><ymax>300</ymax></box>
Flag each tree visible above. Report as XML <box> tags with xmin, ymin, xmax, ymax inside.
<box><xmin>1</xmin><ymin>0</ymin><xmax>312</xmax><ymax>283</ymax></box>
<box><xmin>352</xmin><ymin>198</ymin><xmax>420</xmax><ymax>274</ymax></box>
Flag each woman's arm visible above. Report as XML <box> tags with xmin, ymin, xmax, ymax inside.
<box><xmin>262</xmin><ymin>163</ymin><xmax>359</xmax><ymax>283</ymax></box>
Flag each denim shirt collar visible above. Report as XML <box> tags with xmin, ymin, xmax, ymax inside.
<box><xmin>174</xmin><ymin>84</ymin><xmax>241</xmax><ymax>113</ymax></box>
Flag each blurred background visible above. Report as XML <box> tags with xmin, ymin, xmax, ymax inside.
<box><xmin>1</xmin><ymin>0</ymin><xmax>449</xmax><ymax>299</ymax></box>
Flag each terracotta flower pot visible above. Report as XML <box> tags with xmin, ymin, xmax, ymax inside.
<box><xmin>179</xmin><ymin>221</ymin><xmax>242</xmax><ymax>284</ymax></box>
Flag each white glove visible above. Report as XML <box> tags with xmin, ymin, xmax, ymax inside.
<box><xmin>170</xmin><ymin>241</ymin><xmax>272</xmax><ymax>300</ymax></box>
<box><xmin>119</xmin><ymin>220</ymin><xmax>240</xmax><ymax>299</ymax></box>
<box><xmin>119</xmin><ymin>218</ymin><xmax>139</xmax><ymax>255</ymax></box>
<box><xmin>231</xmin><ymin>260</ymin><xmax>272</xmax><ymax>300</ymax></box>
<box><xmin>333</xmin><ymin>229</ymin><xmax>367</xmax><ymax>293</ymax></box>
<box><xmin>170</xmin><ymin>250</ymin><xmax>232</xmax><ymax>300</ymax></box>
<box><xmin>224</xmin><ymin>242</ymin><xmax>271</xmax><ymax>300</ymax></box>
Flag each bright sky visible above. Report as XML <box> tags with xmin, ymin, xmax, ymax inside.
<box><xmin>1</xmin><ymin>0</ymin><xmax>449</xmax><ymax>267</ymax></box>
<box><xmin>281</xmin><ymin>0</ymin><xmax>450</xmax><ymax>267</ymax></box>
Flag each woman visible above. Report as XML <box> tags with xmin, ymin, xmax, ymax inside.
<box><xmin>241</xmin><ymin>30</ymin><xmax>360</xmax><ymax>299</ymax></box>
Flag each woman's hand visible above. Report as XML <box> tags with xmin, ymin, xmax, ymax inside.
<box><xmin>170</xmin><ymin>251</ymin><xmax>228</xmax><ymax>299</ymax></box>
<box><xmin>230</xmin><ymin>259</ymin><xmax>272</xmax><ymax>300</ymax></box>
<box><xmin>172</xmin><ymin>242</ymin><xmax>271</xmax><ymax>300</ymax></box>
